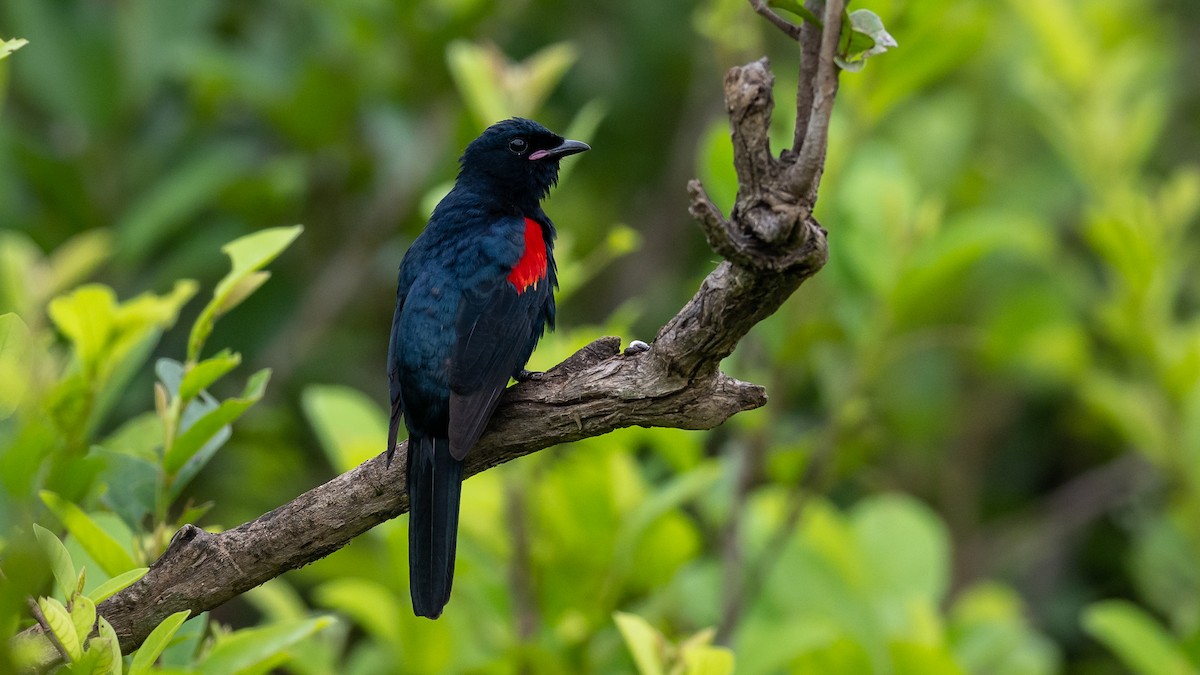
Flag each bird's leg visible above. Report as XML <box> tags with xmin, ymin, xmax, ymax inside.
<box><xmin>514</xmin><ymin>369</ymin><xmax>544</xmax><ymax>383</ymax></box>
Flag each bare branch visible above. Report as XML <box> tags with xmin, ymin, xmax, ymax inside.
<box><xmin>793</xmin><ymin>0</ymin><xmax>825</xmax><ymax>151</ymax></box>
<box><xmin>789</xmin><ymin>0</ymin><xmax>844</xmax><ymax>199</ymax></box>
<box><xmin>747</xmin><ymin>0</ymin><xmax>802</xmax><ymax>40</ymax></box>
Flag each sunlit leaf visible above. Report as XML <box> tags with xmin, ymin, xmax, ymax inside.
<box><xmin>69</xmin><ymin>595</ymin><xmax>97</xmax><ymax>647</ymax></box>
<box><xmin>767</xmin><ymin>0</ymin><xmax>821</xmax><ymax>25</ymax></box>
<box><xmin>836</xmin><ymin>10</ymin><xmax>898</xmax><ymax>72</ymax></box>
<box><xmin>33</xmin><ymin>524</ymin><xmax>77</xmax><ymax>600</ymax></box>
<box><xmin>614</xmin><ymin>612</ymin><xmax>665</xmax><ymax>675</ymax></box>
<box><xmin>95</xmin><ymin>617</ymin><xmax>122</xmax><ymax>675</ymax></box>
<box><xmin>179</xmin><ymin>349</ymin><xmax>242</xmax><ymax>401</ymax></box>
<box><xmin>851</xmin><ymin>494</ymin><xmax>949</xmax><ymax>603</ymax></box>
<box><xmin>0</xmin><ymin>313</ymin><xmax>32</xmax><ymax>418</ymax></box>
<box><xmin>187</xmin><ymin>225</ymin><xmax>302</xmax><ymax>361</ymax></box>
<box><xmin>164</xmin><ymin>368</ymin><xmax>271</xmax><ymax>475</ymax></box>
<box><xmin>682</xmin><ymin>644</ymin><xmax>735</xmax><ymax>675</ymax></box>
<box><xmin>39</xmin><ymin>596</ymin><xmax>83</xmax><ymax>661</ymax></box>
<box><xmin>0</xmin><ymin>37</ymin><xmax>28</xmax><ymax>60</ymax></box>
<box><xmin>1082</xmin><ymin>600</ymin><xmax>1193</xmax><ymax>675</ymax></box>
<box><xmin>301</xmin><ymin>385</ymin><xmax>388</xmax><ymax>473</ymax></box>
<box><xmin>129</xmin><ymin>610</ymin><xmax>190</xmax><ymax>675</ymax></box>
<box><xmin>213</xmin><ymin>271</ymin><xmax>269</xmax><ymax>317</ymax></box>
<box><xmin>197</xmin><ymin>616</ymin><xmax>334</xmax><ymax>675</ymax></box>
<box><xmin>88</xmin><ymin>567</ymin><xmax>149</xmax><ymax>604</ymax></box>
<box><xmin>48</xmin><ymin>286</ymin><xmax>117</xmax><ymax>376</ymax></box>
<box><xmin>40</xmin><ymin>491</ymin><xmax>138</xmax><ymax>576</ymax></box>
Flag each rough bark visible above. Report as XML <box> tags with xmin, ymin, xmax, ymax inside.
<box><xmin>20</xmin><ymin>0</ymin><xmax>842</xmax><ymax>664</ymax></box>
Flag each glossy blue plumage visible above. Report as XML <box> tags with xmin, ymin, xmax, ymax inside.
<box><xmin>387</xmin><ymin>118</ymin><xmax>586</xmax><ymax>618</ymax></box>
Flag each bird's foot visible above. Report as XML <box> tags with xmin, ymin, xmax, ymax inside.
<box><xmin>624</xmin><ymin>339</ymin><xmax>650</xmax><ymax>355</ymax></box>
<box><xmin>514</xmin><ymin>369</ymin><xmax>544</xmax><ymax>383</ymax></box>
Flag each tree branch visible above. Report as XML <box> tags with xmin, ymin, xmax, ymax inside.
<box><xmin>747</xmin><ymin>0</ymin><xmax>802</xmax><ymax>41</ymax></box>
<box><xmin>19</xmin><ymin>8</ymin><xmax>843</xmax><ymax>664</ymax></box>
<box><xmin>789</xmin><ymin>0</ymin><xmax>844</xmax><ymax>200</ymax></box>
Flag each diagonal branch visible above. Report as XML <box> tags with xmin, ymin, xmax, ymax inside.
<box><xmin>18</xmin><ymin>3</ymin><xmax>844</xmax><ymax>665</ymax></box>
<box><xmin>747</xmin><ymin>0</ymin><xmax>802</xmax><ymax>40</ymax></box>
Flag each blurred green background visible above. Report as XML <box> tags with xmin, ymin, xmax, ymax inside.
<box><xmin>3</xmin><ymin>0</ymin><xmax>1200</xmax><ymax>672</ymax></box>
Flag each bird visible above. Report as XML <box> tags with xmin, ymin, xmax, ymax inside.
<box><xmin>387</xmin><ymin>118</ymin><xmax>589</xmax><ymax>619</ymax></box>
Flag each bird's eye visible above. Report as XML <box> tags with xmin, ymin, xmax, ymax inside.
<box><xmin>508</xmin><ymin>138</ymin><xmax>528</xmax><ymax>155</ymax></box>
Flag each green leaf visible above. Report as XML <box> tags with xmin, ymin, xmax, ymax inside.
<box><xmin>99</xmin><ymin>412</ymin><xmax>164</xmax><ymax>461</ymax></box>
<box><xmin>518</xmin><ymin>42</ymin><xmax>579</xmax><ymax>116</ymax></box>
<box><xmin>47</xmin><ymin>285</ymin><xmax>118</xmax><ymax>376</ymax></box>
<box><xmin>214</xmin><ymin>271</ymin><xmax>270</xmax><ymax>317</ymax></box>
<box><xmin>164</xmin><ymin>368</ymin><xmax>271</xmax><ymax>476</ymax></box>
<box><xmin>159</xmin><ymin>612</ymin><xmax>208</xmax><ymax>669</ymax></box>
<box><xmin>0</xmin><ymin>313</ymin><xmax>32</xmax><ymax>418</ymax></box>
<box><xmin>446</xmin><ymin>40</ymin><xmax>508</xmax><ymax>125</ymax></box>
<box><xmin>836</xmin><ymin>10</ymin><xmax>898</xmax><ymax>72</ymax></box>
<box><xmin>197</xmin><ymin>616</ymin><xmax>334</xmax><ymax>675</ymax></box>
<box><xmin>0</xmin><ymin>37</ymin><xmax>28</xmax><ymax>60</ymax></box>
<box><xmin>129</xmin><ymin>610</ymin><xmax>190</xmax><ymax>675</ymax></box>
<box><xmin>244</xmin><ymin>579</ymin><xmax>310</xmax><ymax>623</ymax></box>
<box><xmin>187</xmin><ymin>226</ymin><xmax>302</xmax><ymax>361</ymax></box>
<box><xmin>95</xmin><ymin>617</ymin><xmax>122</xmax><ymax>675</ymax></box>
<box><xmin>446</xmin><ymin>41</ymin><xmax>577</xmax><ymax>124</ymax></box>
<box><xmin>33</xmin><ymin>524</ymin><xmax>77</xmax><ymax>600</ymax></box>
<box><xmin>767</xmin><ymin>0</ymin><xmax>822</xmax><ymax>26</ymax></box>
<box><xmin>39</xmin><ymin>596</ymin><xmax>83</xmax><ymax>662</ymax></box>
<box><xmin>179</xmin><ymin>349</ymin><xmax>242</xmax><ymax>401</ymax></box>
<box><xmin>851</xmin><ymin>494</ymin><xmax>950</xmax><ymax>602</ymax></box>
<box><xmin>614</xmin><ymin>612</ymin><xmax>666</xmax><ymax>675</ymax></box>
<box><xmin>40</xmin><ymin>491</ymin><xmax>138</xmax><ymax>576</ymax></box>
<box><xmin>1082</xmin><ymin>600</ymin><xmax>1193</xmax><ymax>675</ymax></box>
<box><xmin>93</xmin><ymin>447</ymin><xmax>159</xmax><ymax>529</ymax></box>
<box><xmin>88</xmin><ymin>567</ymin><xmax>149</xmax><ymax>604</ymax></box>
<box><xmin>312</xmin><ymin>578</ymin><xmax>403</xmax><ymax>645</ymax></box>
<box><xmin>613</xmin><ymin>462</ymin><xmax>721</xmax><ymax>581</ymax></box>
<box><xmin>683</xmin><ymin>645</ymin><xmax>735</xmax><ymax>675</ymax></box>
<box><xmin>70</xmin><ymin>595</ymin><xmax>97</xmax><ymax>646</ymax></box>
<box><xmin>63</xmin><ymin>644</ymin><xmax>110</xmax><ymax>675</ymax></box>
<box><xmin>301</xmin><ymin>385</ymin><xmax>388</xmax><ymax>473</ymax></box>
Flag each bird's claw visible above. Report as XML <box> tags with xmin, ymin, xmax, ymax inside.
<box><xmin>514</xmin><ymin>369</ymin><xmax>544</xmax><ymax>383</ymax></box>
<box><xmin>624</xmin><ymin>339</ymin><xmax>650</xmax><ymax>355</ymax></box>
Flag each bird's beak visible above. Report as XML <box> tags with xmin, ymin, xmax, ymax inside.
<box><xmin>530</xmin><ymin>139</ymin><xmax>591</xmax><ymax>161</ymax></box>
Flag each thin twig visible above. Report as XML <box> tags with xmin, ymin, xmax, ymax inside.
<box><xmin>505</xmin><ymin>473</ymin><xmax>539</xmax><ymax>646</ymax></box>
<box><xmin>793</xmin><ymin>0</ymin><xmax>825</xmax><ymax>151</ymax></box>
<box><xmin>790</xmin><ymin>0</ymin><xmax>844</xmax><ymax>198</ymax></box>
<box><xmin>740</xmin><ymin>426</ymin><xmax>839</xmax><ymax>613</ymax></box>
<box><xmin>26</xmin><ymin>599</ymin><xmax>70</xmax><ymax>664</ymax></box>
<box><xmin>715</xmin><ymin>430</ymin><xmax>767</xmax><ymax>645</ymax></box>
<box><xmin>747</xmin><ymin>0</ymin><xmax>802</xmax><ymax>40</ymax></box>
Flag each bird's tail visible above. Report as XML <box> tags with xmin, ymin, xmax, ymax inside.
<box><xmin>406</xmin><ymin>435</ymin><xmax>463</xmax><ymax>619</ymax></box>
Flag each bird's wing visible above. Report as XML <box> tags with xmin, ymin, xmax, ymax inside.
<box><xmin>447</xmin><ymin>220</ymin><xmax>552</xmax><ymax>460</ymax></box>
<box><xmin>386</xmin><ymin>265</ymin><xmax>415</xmax><ymax>465</ymax></box>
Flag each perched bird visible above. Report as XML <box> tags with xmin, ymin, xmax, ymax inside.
<box><xmin>387</xmin><ymin>118</ymin><xmax>589</xmax><ymax>619</ymax></box>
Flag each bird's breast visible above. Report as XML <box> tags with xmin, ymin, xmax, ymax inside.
<box><xmin>506</xmin><ymin>218</ymin><xmax>548</xmax><ymax>294</ymax></box>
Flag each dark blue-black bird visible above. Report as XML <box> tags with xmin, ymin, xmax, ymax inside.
<box><xmin>387</xmin><ymin>118</ymin><xmax>589</xmax><ymax>619</ymax></box>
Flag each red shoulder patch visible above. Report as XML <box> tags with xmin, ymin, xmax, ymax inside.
<box><xmin>507</xmin><ymin>218</ymin><xmax>548</xmax><ymax>294</ymax></box>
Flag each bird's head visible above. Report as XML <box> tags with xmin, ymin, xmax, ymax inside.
<box><xmin>457</xmin><ymin>118</ymin><xmax>590</xmax><ymax>204</ymax></box>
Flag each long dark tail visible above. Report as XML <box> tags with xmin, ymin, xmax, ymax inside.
<box><xmin>406</xmin><ymin>435</ymin><xmax>463</xmax><ymax>619</ymax></box>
